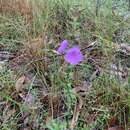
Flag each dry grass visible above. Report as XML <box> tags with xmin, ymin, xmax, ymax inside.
<box><xmin>0</xmin><ymin>0</ymin><xmax>130</xmax><ymax>130</ymax></box>
<box><xmin>0</xmin><ymin>0</ymin><xmax>33</xmax><ymax>22</ymax></box>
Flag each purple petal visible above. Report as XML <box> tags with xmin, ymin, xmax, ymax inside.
<box><xmin>57</xmin><ymin>40</ymin><xmax>68</xmax><ymax>54</ymax></box>
<box><xmin>64</xmin><ymin>46</ymin><xmax>84</xmax><ymax>65</ymax></box>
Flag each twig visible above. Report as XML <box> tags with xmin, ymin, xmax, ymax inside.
<box><xmin>70</xmin><ymin>96</ymin><xmax>83</xmax><ymax>129</ymax></box>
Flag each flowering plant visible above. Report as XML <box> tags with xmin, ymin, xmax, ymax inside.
<box><xmin>57</xmin><ymin>40</ymin><xmax>84</xmax><ymax>65</ymax></box>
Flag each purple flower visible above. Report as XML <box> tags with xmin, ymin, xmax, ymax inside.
<box><xmin>64</xmin><ymin>46</ymin><xmax>83</xmax><ymax>65</ymax></box>
<box><xmin>57</xmin><ymin>40</ymin><xmax>68</xmax><ymax>54</ymax></box>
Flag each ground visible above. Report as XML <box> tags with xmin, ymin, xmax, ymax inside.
<box><xmin>0</xmin><ymin>0</ymin><xmax>130</xmax><ymax>130</ymax></box>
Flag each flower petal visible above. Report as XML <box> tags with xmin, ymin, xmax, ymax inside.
<box><xmin>65</xmin><ymin>46</ymin><xmax>83</xmax><ymax>65</ymax></box>
<box><xmin>57</xmin><ymin>40</ymin><xmax>68</xmax><ymax>54</ymax></box>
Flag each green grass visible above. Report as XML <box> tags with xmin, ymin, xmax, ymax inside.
<box><xmin>0</xmin><ymin>0</ymin><xmax>130</xmax><ymax>129</ymax></box>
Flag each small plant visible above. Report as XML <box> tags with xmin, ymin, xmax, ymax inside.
<box><xmin>46</xmin><ymin>120</ymin><xmax>67</xmax><ymax>130</ymax></box>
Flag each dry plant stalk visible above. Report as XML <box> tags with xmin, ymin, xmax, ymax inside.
<box><xmin>70</xmin><ymin>96</ymin><xmax>83</xmax><ymax>129</ymax></box>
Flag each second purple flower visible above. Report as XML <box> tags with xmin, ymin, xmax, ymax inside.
<box><xmin>57</xmin><ymin>40</ymin><xmax>68</xmax><ymax>54</ymax></box>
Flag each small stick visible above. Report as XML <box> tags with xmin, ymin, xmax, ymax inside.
<box><xmin>70</xmin><ymin>96</ymin><xmax>83</xmax><ymax>129</ymax></box>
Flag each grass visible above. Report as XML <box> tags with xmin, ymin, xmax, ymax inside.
<box><xmin>0</xmin><ymin>0</ymin><xmax>130</xmax><ymax>129</ymax></box>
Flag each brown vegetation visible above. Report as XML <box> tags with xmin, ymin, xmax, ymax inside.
<box><xmin>0</xmin><ymin>0</ymin><xmax>32</xmax><ymax>22</ymax></box>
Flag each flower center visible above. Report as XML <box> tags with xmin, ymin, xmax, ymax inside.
<box><xmin>71</xmin><ymin>51</ymin><xmax>77</xmax><ymax>57</ymax></box>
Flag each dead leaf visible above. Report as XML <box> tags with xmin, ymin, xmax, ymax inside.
<box><xmin>121</xmin><ymin>43</ymin><xmax>130</xmax><ymax>52</ymax></box>
<box><xmin>15</xmin><ymin>75</ymin><xmax>30</xmax><ymax>92</ymax></box>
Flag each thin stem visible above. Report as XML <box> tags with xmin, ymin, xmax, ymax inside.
<box><xmin>73</xmin><ymin>66</ymin><xmax>78</xmax><ymax>86</ymax></box>
<box><xmin>96</xmin><ymin>0</ymin><xmax>100</xmax><ymax>16</ymax></box>
<box><xmin>128</xmin><ymin>0</ymin><xmax>130</xmax><ymax>11</ymax></box>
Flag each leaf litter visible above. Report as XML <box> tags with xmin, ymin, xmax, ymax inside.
<box><xmin>1</xmin><ymin>0</ymin><xmax>130</xmax><ymax>130</ymax></box>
